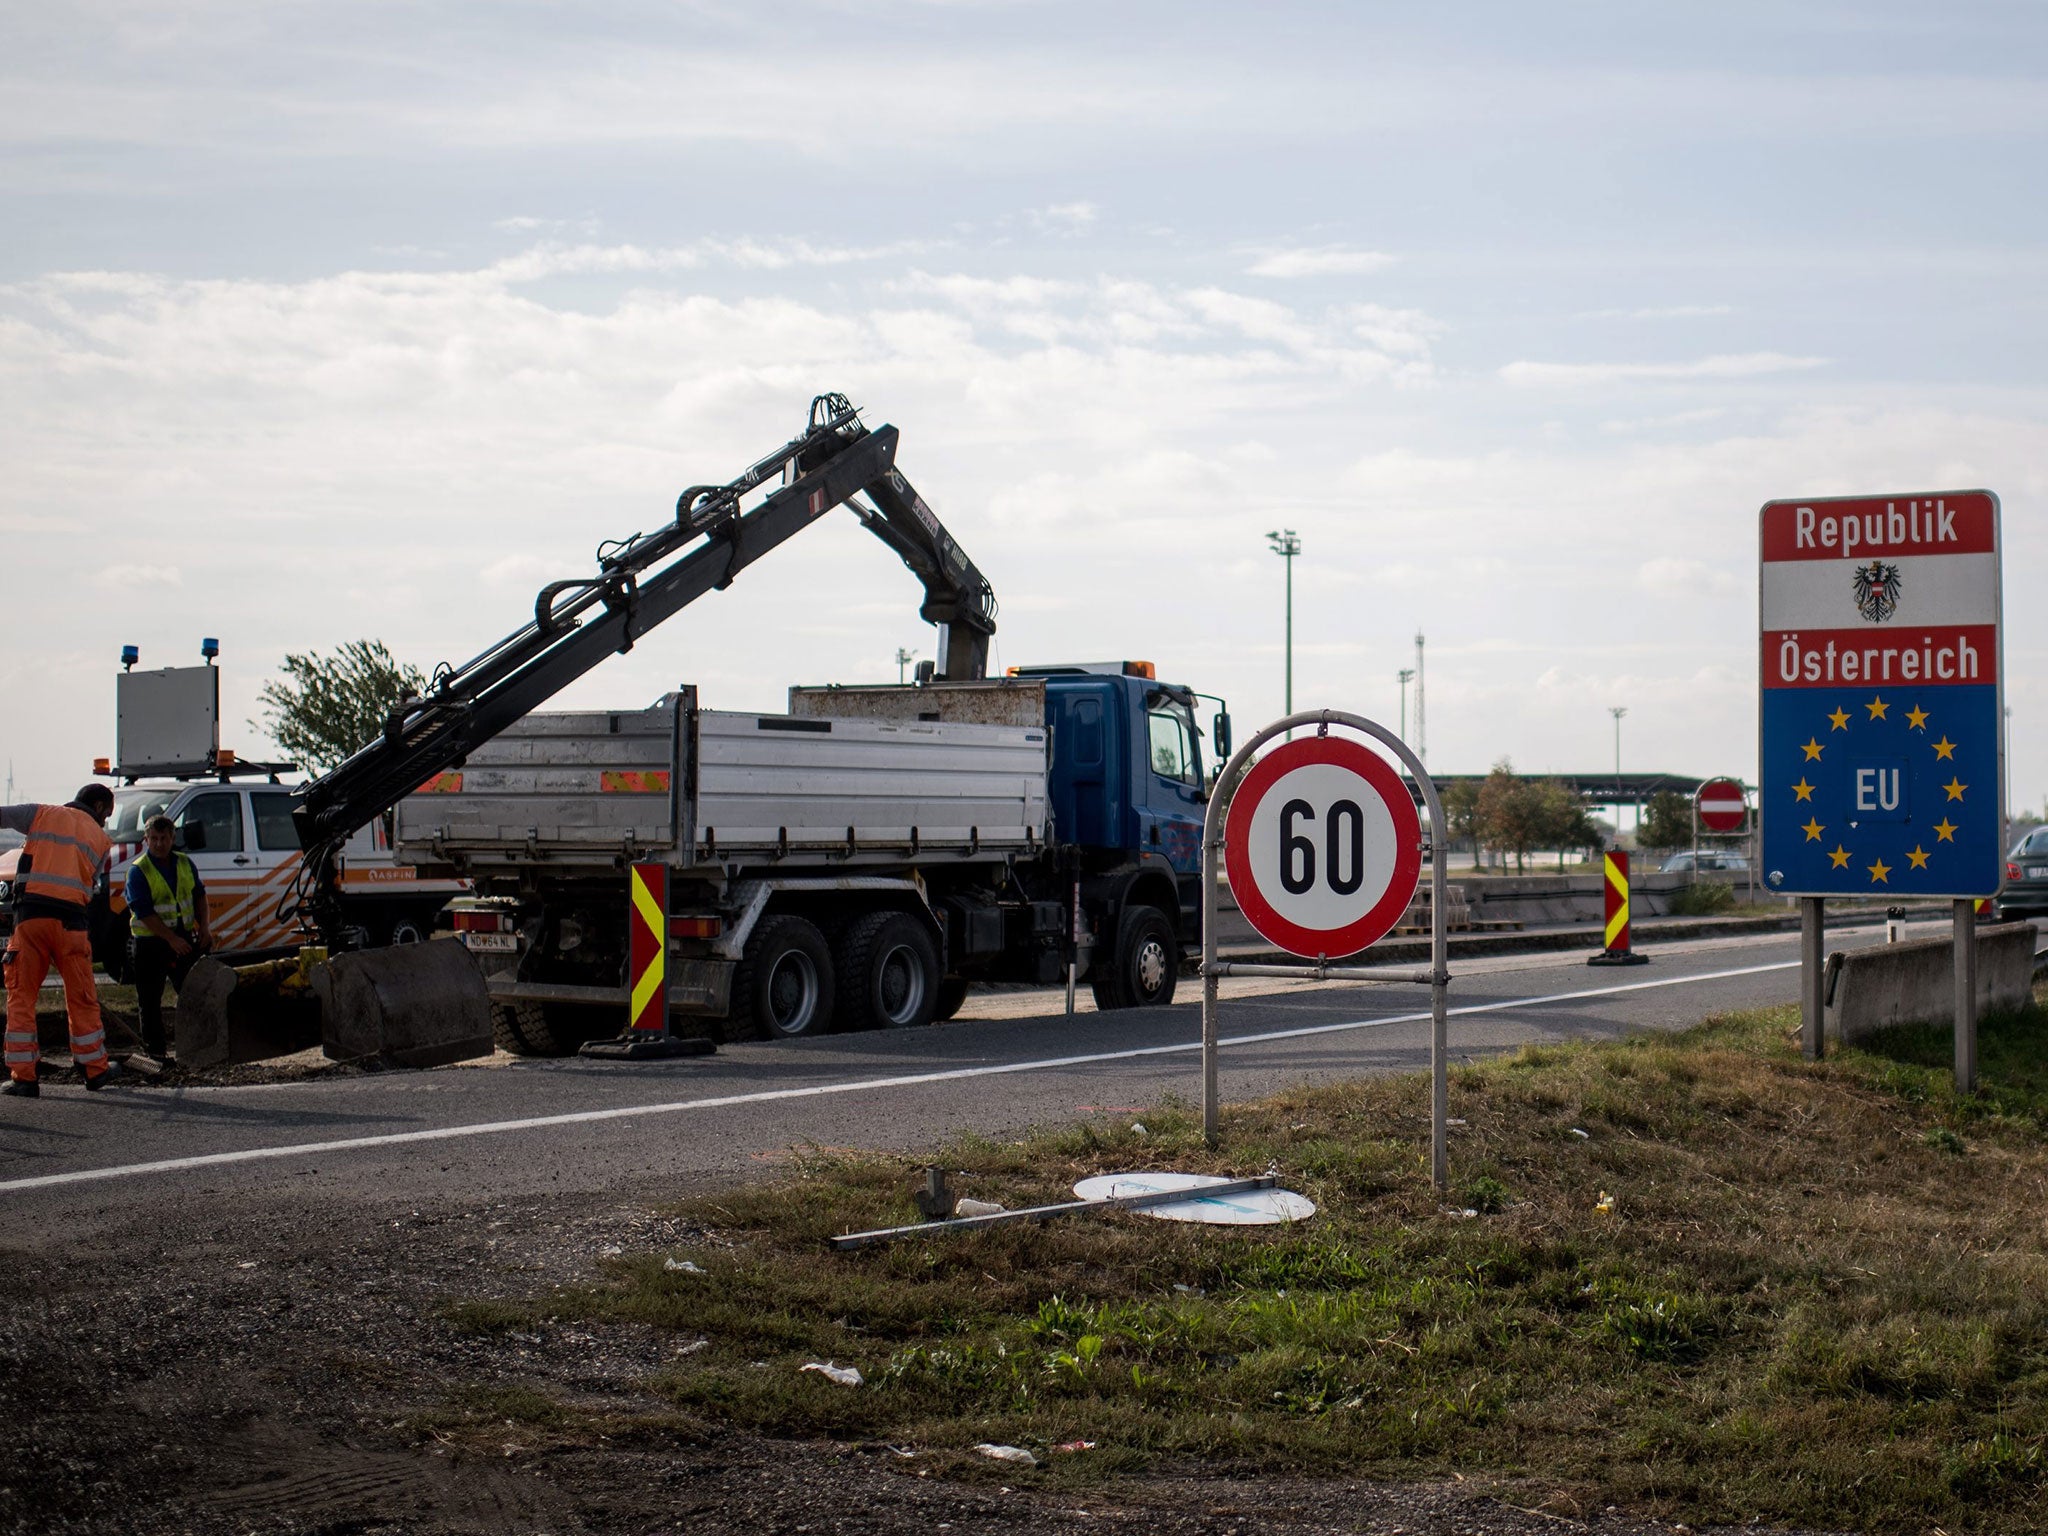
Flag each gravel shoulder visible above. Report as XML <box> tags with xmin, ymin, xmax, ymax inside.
<box><xmin>0</xmin><ymin>1169</ymin><xmax>1844</xmax><ymax>1536</ymax></box>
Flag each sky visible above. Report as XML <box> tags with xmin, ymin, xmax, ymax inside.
<box><xmin>3</xmin><ymin>1</ymin><xmax>2045</xmax><ymax>812</ymax></box>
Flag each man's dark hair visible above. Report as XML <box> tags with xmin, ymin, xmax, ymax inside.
<box><xmin>144</xmin><ymin>814</ymin><xmax>176</xmax><ymax>837</ymax></box>
<box><xmin>74</xmin><ymin>784</ymin><xmax>115</xmax><ymax>815</ymax></box>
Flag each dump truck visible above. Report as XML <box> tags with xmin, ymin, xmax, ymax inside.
<box><xmin>178</xmin><ymin>393</ymin><xmax>1226</xmax><ymax>1065</ymax></box>
<box><xmin>398</xmin><ymin>660</ymin><xmax>1228</xmax><ymax>1051</ymax></box>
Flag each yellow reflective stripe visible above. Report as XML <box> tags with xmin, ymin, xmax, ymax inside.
<box><xmin>27</xmin><ymin>831</ymin><xmax>101</xmax><ymax>858</ymax></box>
<box><xmin>25</xmin><ymin>870</ymin><xmax>91</xmax><ymax>895</ymax></box>
<box><xmin>630</xmin><ymin>959</ymin><xmax>665</xmax><ymax>1023</ymax></box>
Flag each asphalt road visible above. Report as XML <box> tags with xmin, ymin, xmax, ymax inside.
<box><xmin>2</xmin><ymin>920</ymin><xmax>1948</xmax><ymax>1242</ymax></box>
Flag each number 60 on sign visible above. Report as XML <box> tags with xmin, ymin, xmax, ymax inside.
<box><xmin>1224</xmin><ymin>736</ymin><xmax>1424</xmax><ymax>958</ymax></box>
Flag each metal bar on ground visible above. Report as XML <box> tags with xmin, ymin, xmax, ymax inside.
<box><xmin>831</xmin><ymin>1175</ymin><xmax>1280</xmax><ymax>1250</ymax></box>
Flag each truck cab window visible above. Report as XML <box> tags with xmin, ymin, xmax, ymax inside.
<box><xmin>180</xmin><ymin>792</ymin><xmax>245</xmax><ymax>853</ymax></box>
<box><xmin>1147</xmin><ymin>709</ymin><xmax>1196</xmax><ymax>784</ymax></box>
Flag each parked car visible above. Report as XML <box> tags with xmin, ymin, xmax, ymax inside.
<box><xmin>1660</xmin><ymin>850</ymin><xmax>1751</xmax><ymax>875</ymax></box>
<box><xmin>1998</xmin><ymin>827</ymin><xmax>2048</xmax><ymax>922</ymax></box>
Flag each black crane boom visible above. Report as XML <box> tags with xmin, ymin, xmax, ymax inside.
<box><xmin>287</xmin><ymin>395</ymin><xmax>996</xmax><ymax>941</ymax></box>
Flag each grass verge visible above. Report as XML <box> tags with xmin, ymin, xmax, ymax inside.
<box><xmin>443</xmin><ymin>996</ymin><xmax>2048</xmax><ymax>1532</ymax></box>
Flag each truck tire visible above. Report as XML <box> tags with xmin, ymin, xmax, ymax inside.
<box><xmin>385</xmin><ymin>916</ymin><xmax>427</xmax><ymax>945</ymax></box>
<box><xmin>835</xmin><ymin>911</ymin><xmax>939</xmax><ymax>1031</ymax></box>
<box><xmin>733</xmin><ymin>915</ymin><xmax>836</xmax><ymax>1040</ymax></box>
<box><xmin>1090</xmin><ymin>905</ymin><xmax>1178</xmax><ymax>1011</ymax></box>
<box><xmin>492</xmin><ymin>1000</ymin><xmax>600</xmax><ymax>1057</ymax></box>
<box><xmin>934</xmin><ymin>976</ymin><xmax>970</xmax><ymax>1022</ymax></box>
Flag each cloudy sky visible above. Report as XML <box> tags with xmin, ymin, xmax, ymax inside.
<box><xmin>4</xmin><ymin>1</ymin><xmax>2044</xmax><ymax>810</ymax></box>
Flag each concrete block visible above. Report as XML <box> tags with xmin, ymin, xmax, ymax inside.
<box><xmin>1824</xmin><ymin>920</ymin><xmax>2039</xmax><ymax>1045</ymax></box>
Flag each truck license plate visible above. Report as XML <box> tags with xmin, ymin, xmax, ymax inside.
<box><xmin>462</xmin><ymin>932</ymin><xmax>518</xmax><ymax>953</ymax></box>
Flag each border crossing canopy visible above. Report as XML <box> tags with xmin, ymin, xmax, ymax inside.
<box><xmin>1759</xmin><ymin>490</ymin><xmax>2003</xmax><ymax>899</ymax></box>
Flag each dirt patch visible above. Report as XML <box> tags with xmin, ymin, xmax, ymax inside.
<box><xmin>0</xmin><ymin>1177</ymin><xmax>1823</xmax><ymax>1536</ymax></box>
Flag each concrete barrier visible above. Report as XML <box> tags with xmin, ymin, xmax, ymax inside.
<box><xmin>1824</xmin><ymin>920</ymin><xmax>2039</xmax><ymax>1045</ymax></box>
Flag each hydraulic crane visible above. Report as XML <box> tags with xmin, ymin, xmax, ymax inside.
<box><xmin>182</xmin><ymin>395</ymin><xmax>999</xmax><ymax>1068</ymax></box>
<box><xmin>288</xmin><ymin>392</ymin><xmax>997</xmax><ymax>944</ymax></box>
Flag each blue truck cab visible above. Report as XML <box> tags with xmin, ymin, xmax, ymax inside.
<box><xmin>1013</xmin><ymin>663</ymin><xmax>1231</xmax><ymax>999</ymax></box>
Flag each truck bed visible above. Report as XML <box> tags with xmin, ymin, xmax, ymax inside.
<box><xmin>395</xmin><ymin>690</ymin><xmax>1049</xmax><ymax>875</ymax></box>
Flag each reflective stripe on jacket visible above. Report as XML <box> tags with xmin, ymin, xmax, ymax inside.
<box><xmin>131</xmin><ymin>852</ymin><xmax>199</xmax><ymax>936</ymax></box>
<box><xmin>22</xmin><ymin>805</ymin><xmax>109</xmax><ymax>909</ymax></box>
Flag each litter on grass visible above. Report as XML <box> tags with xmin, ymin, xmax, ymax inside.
<box><xmin>975</xmin><ymin>1444</ymin><xmax>1037</xmax><ymax>1465</ymax></box>
<box><xmin>801</xmin><ymin>1361</ymin><xmax>862</xmax><ymax>1387</ymax></box>
<box><xmin>952</xmin><ymin>1198</ymin><xmax>1005</xmax><ymax>1218</ymax></box>
<box><xmin>1071</xmin><ymin>1172</ymin><xmax>1315</xmax><ymax>1226</ymax></box>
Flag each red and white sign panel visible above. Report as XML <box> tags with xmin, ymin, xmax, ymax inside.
<box><xmin>1695</xmin><ymin>777</ymin><xmax>1747</xmax><ymax>833</ymax></box>
<box><xmin>1225</xmin><ymin>736</ymin><xmax>1422</xmax><ymax>959</ymax></box>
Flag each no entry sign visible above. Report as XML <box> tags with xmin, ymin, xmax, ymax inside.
<box><xmin>1695</xmin><ymin>777</ymin><xmax>1747</xmax><ymax>833</ymax></box>
<box><xmin>1225</xmin><ymin>735</ymin><xmax>1422</xmax><ymax>958</ymax></box>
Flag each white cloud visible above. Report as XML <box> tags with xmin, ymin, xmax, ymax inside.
<box><xmin>94</xmin><ymin>563</ymin><xmax>182</xmax><ymax>589</ymax></box>
<box><xmin>1028</xmin><ymin>202</ymin><xmax>1098</xmax><ymax>233</ymax></box>
<box><xmin>1636</xmin><ymin>557</ymin><xmax>1743</xmax><ymax>597</ymax></box>
<box><xmin>1498</xmin><ymin>352</ymin><xmax>1829</xmax><ymax>387</ymax></box>
<box><xmin>1246</xmin><ymin>246</ymin><xmax>1398</xmax><ymax>279</ymax></box>
<box><xmin>1575</xmin><ymin>304</ymin><xmax>1737</xmax><ymax>321</ymax></box>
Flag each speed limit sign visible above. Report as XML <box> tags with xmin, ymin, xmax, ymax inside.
<box><xmin>1225</xmin><ymin>735</ymin><xmax>1423</xmax><ymax>958</ymax></box>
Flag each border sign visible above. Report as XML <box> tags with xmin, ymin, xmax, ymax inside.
<box><xmin>1760</xmin><ymin>491</ymin><xmax>2003</xmax><ymax>899</ymax></box>
<box><xmin>1224</xmin><ymin>735</ymin><xmax>1423</xmax><ymax>958</ymax></box>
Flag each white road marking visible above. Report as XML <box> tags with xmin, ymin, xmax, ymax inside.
<box><xmin>0</xmin><ymin>958</ymin><xmax>1798</xmax><ymax>1195</ymax></box>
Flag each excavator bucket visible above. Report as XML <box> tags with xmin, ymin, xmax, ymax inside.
<box><xmin>175</xmin><ymin>943</ymin><xmax>493</xmax><ymax>1071</ymax></box>
<box><xmin>313</xmin><ymin>940</ymin><xmax>494</xmax><ymax>1068</ymax></box>
<box><xmin>175</xmin><ymin>956</ymin><xmax>322</xmax><ymax>1071</ymax></box>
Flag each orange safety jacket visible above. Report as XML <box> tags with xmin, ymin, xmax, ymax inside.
<box><xmin>21</xmin><ymin>804</ymin><xmax>111</xmax><ymax>909</ymax></box>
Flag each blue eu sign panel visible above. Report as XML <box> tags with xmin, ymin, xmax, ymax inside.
<box><xmin>1760</xmin><ymin>491</ymin><xmax>2003</xmax><ymax>899</ymax></box>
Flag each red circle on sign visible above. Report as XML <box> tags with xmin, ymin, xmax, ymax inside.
<box><xmin>1225</xmin><ymin>735</ymin><xmax>1423</xmax><ymax>959</ymax></box>
<box><xmin>1695</xmin><ymin>777</ymin><xmax>1747</xmax><ymax>833</ymax></box>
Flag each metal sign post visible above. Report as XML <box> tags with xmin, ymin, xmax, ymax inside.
<box><xmin>1759</xmin><ymin>490</ymin><xmax>2003</xmax><ymax>1084</ymax></box>
<box><xmin>1200</xmin><ymin>709</ymin><xmax>1450</xmax><ymax>1191</ymax></box>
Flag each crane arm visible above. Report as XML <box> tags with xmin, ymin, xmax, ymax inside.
<box><xmin>285</xmin><ymin>395</ymin><xmax>996</xmax><ymax>942</ymax></box>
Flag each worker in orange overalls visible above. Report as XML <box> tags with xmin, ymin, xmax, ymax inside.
<box><xmin>2</xmin><ymin>785</ymin><xmax>123</xmax><ymax>1097</ymax></box>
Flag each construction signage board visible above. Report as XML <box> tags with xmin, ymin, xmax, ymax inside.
<box><xmin>1759</xmin><ymin>491</ymin><xmax>2003</xmax><ymax>899</ymax></box>
<box><xmin>1224</xmin><ymin>735</ymin><xmax>1422</xmax><ymax>958</ymax></box>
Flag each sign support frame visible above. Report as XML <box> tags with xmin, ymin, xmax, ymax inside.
<box><xmin>1200</xmin><ymin>708</ymin><xmax>1450</xmax><ymax>1191</ymax></box>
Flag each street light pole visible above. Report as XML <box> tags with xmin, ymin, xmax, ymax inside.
<box><xmin>895</xmin><ymin>647</ymin><xmax>917</xmax><ymax>684</ymax></box>
<box><xmin>1266</xmin><ymin>528</ymin><xmax>1301</xmax><ymax>721</ymax></box>
<box><xmin>1398</xmin><ymin>668</ymin><xmax>1415</xmax><ymax>743</ymax></box>
<box><xmin>1610</xmin><ymin>705</ymin><xmax>1628</xmax><ymax>836</ymax></box>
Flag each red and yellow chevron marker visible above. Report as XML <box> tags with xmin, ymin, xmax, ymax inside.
<box><xmin>1588</xmin><ymin>849</ymin><xmax>1650</xmax><ymax>967</ymax></box>
<box><xmin>628</xmin><ymin>861</ymin><xmax>668</xmax><ymax>1035</ymax></box>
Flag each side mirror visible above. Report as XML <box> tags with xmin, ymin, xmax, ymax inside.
<box><xmin>1212</xmin><ymin>711</ymin><xmax>1233</xmax><ymax>762</ymax></box>
<box><xmin>178</xmin><ymin>818</ymin><xmax>207</xmax><ymax>852</ymax></box>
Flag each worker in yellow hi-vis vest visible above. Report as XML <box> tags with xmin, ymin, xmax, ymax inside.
<box><xmin>125</xmin><ymin>814</ymin><xmax>213</xmax><ymax>1065</ymax></box>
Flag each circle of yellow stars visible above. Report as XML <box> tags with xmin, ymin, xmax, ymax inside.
<box><xmin>1791</xmin><ymin>694</ymin><xmax>1962</xmax><ymax>884</ymax></box>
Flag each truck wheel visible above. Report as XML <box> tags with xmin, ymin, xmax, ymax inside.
<box><xmin>934</xmin><ymin>976</ymin><xmax>970</xmax><ymax>1022</ymax></box>
<box><xmin>835</xmin><ymin>911</ymin><xmax>939</xmax><ymax>1031</ymax></box>
<box><xmin>491</xmin><ymin>1000</ymin><xmax>595</xmax><ymax>1056</ymax></box>
<box><xmin>385</xmin><ymin>916</ymin><xmax>426</xmax><ymax>945</ymax></box>
<box><xmin>1090</xmin><ymin>905</ymin><xmax>1178</xmax><ymax>1011</ymax></box>
<box><xmin>734</xmin><ymin>915</ymin><xmax>835</xmax><ymax>1040</ymax></box>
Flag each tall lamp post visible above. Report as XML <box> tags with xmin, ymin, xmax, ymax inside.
<box><xmin>1398</xmin><ymin>668</ymin><xmax>1415</xmax><ymax>742</ymax></box>
<box><xmin>895</xmin><ymin>647</ymin><xmax>917</xmax><ymax>684</ymax></box>
<box><xmin>1610</xmin><ymin>705</ymin><xmax>1628</xmax><ymax>838</ymax></box>
<box><xmin>1266</xmin><ymin>528</ymin><xmax>1301</xmax><ymax>722</ymax></box>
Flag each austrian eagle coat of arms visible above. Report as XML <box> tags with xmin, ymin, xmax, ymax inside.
<box><xmin>1852</xmin><ymin>560</ymin><xmax>1902</xmax><ymax>622</ymax></box>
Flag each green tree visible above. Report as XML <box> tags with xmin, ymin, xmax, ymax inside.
<box><xmin>1441</xmin><ymin>778</ymin><xmax>1482</xmax><ymax>861</ymax></box>
<box><xmin>1638</xmin><ymin>790</ymin><xmax>1694</xmax><ymax>852</ymax></box>
<box><xmin>255</xmin><ymin>640</ymin><xmax>427</xmax><ymax>774</ymax></box>
<box><xmin>1475</xmin><ymin>759</ymin><xmax>1543</xmax><ymax>873</ymax></box>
